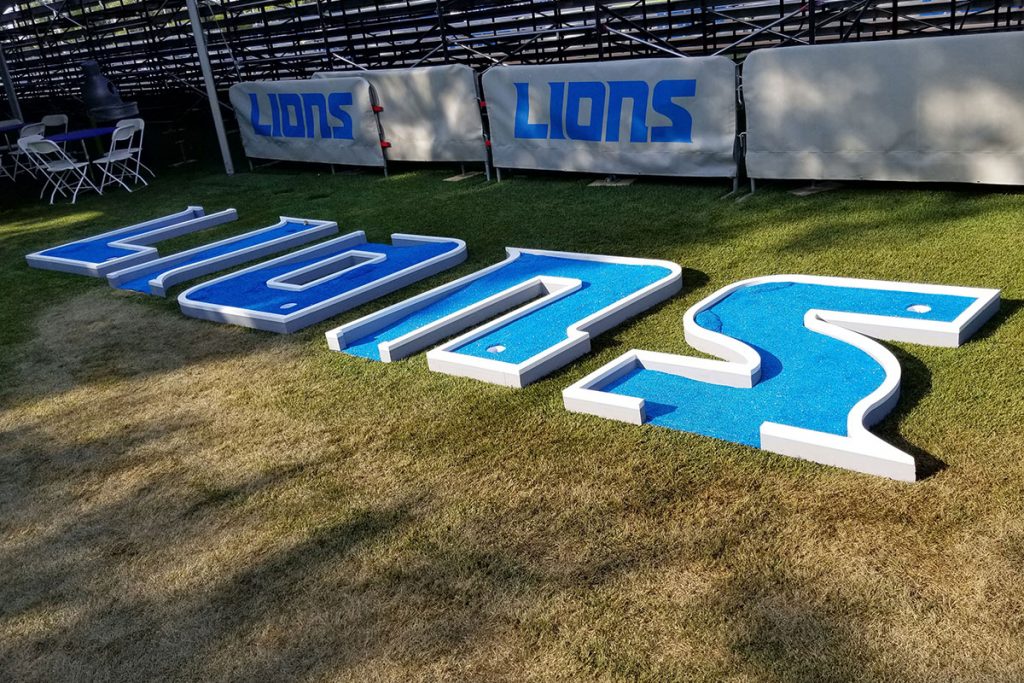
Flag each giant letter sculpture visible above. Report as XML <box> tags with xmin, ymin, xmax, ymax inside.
<box><xmin>562</xmin><ymin>275</ymin><xmax>1000</xmax><ymax>481</ymax></box>
<box><xmin>25</xmin><ymin>206</ymin><xmax>234</xmax><ymax>277</ymax></box>
<box><xmin>106</xmin><ymin>216</ymin><xmax>337</xmax><ymax>296</ymax></box>
<box><xmin>178</xmin><ymin>232</ymin><xmax>466</xmax><ymax>333</ymax></box>
<box><xmin>326</xmin><ymin>248</ymin><xmax>682</xmax><ymax>387</ymax></box>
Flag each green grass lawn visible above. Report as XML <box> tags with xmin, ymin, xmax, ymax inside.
<box><xmin>1</xmin><ymin>165</ymin><xmax>1023</xmax><ymax>681</ymax></box>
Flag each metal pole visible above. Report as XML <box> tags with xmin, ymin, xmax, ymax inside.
<box><xmin>708</xmin><ymin>10</ymin><xmax>810</xmax><ymax>45</ymax></box>
<box><xmin>411</xmin><ymin>43</ymin><xmax>444</xmax><ymax>68</ymax></box>
<box><xmin>0</xmin><ymin>45</ymin><xmax>22</xmax><ymax>122</ymax></box>
<box><xmin>701</xmin><ymin>0</ymin><xmax>709</xmax><ymax>54</ymax></box>
<box><xmin>809</xmin><ymin>0</ymin><xmax>817</xmax><ymax>43</ymax></box>
<box><xmin>330</xmin><ymin>53</ymin><xmax>369</xmax><ymax>70</ymax></box>
<box><xmin>712</xmin><ymin>4</ymin><xmax>809</xmax><ymax>56</ymax></box>
<box><xmin>602</xmin><ymin>27</ymin><xmax>689</xmax><ymax>58</ymax></box>
<box><xmin>186</xmin><ymin>0</ymin><xmax>234</xmax><ymax>175</ymax></box>
<box><xmin>436</xmin><ymin>0</ymin><xmax>450</xmax><ymax>64</ymax></box>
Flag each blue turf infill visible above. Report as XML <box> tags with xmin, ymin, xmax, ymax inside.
<box><xmin>601</xmin><ymin>281</ymin><xmax>977</xmax><ymax>446</ymax></box>
<box><xmin>185</xmin><ymin>238</ymin><xmax>459</xmax><ymax>314</ymax></box>
<box><xmin>343</xmin><ymin>252</ymin><xmax>674</xmax><ymax>364</ymax></box>
<box><xmin>37</xmin><ymin>223</ymin><xmax>174</xmax><ymax>264</ymax></box>
<box><xmin>114</xmin><ymin>221</ymin><xmax>313</xmax><ymax>294</ymax></box>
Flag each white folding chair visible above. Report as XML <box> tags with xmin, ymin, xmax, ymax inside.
<box><xmin>3</xmin><ymin>122</ymin><xmax>46</xmax><ymax>179</ymax></box>
<box><xmin>41</xmin><ymin>113</ymin><xmax>71</xmax><ymax>154</ymax></box>
<box><xmin>115</xmin><ymin>118</ymin><xmax>155</xmax><ymax>178</ymax></box>
<box><xmin>16</xmin><ymin>134</ymin><xmax>54</xmax><ymax>195</ymax></box>
<box><xmin>41</xmin><ymin>114</ymin><xmax>69</xmax><ymax>138</ymax></box>
<box><xmin>93</xmin><ymin>122</ymin><xmax>146</xmax><ymax>192</ymax></box>
<box><xmin>20</xmin><ymin>136</ymin><xmax>102</xmax><ymax>204</ymax></box>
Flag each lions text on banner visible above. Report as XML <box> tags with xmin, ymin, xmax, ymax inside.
<box><xmin>314</xmin><ymin>65</ymin><xmax>486</xmax><ymax>163</ymax></box>
<box><xmin>229</xmin><ymin>77</ymin><xmax>385</xmax><ymax>167</ymax></box>
<box><xmin>482</xmin><ymin>57</ymin><xmax>737</xmax><ymax>178</ymax></box>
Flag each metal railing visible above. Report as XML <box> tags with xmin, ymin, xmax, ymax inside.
<box><xmin>1</xmin><ymin>0</ymin><xmax>1021</xmax><ymax>106</ymax></box>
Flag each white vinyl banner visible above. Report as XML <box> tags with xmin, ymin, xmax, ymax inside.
<box><xmin>229</xmin><ymin>77</ymin><xmax>385</xmax><ymax>167</ymax></box>
<box><xmin>743</xmin><ymin>32</ymin><xmax>1024</xmax><ymax>185</ymax></box>
<box><xmin>482</xmin><ymin>57</ymin><xmax>737</xmax><ymax>178</ymax></box>
<box><xmin>314</xmin><ymin>65</ymin><xmax>486</xmax><ymax>162</ymax></box>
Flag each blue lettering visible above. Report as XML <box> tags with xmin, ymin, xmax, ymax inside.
<box><xmin>180</xmin><ymin>233</ymin><xmax>466</xmax><ymax>334</ymax></box>
<box><xmin>301</xmin><ymin>93</ymin><xmax>330</xmax><ymax>139</ymax></box>
<box><xmin>328</xmin><ymin>92</ymin><xmax>354</xmax><ymax>140</ymax></box>
<box><xmin>326</xmin><ymin>249</ymin><xmax>681</xmax><ymax>388</ymax></box>
<box><xmin>511</xmin><ymin>79</ymin><xmax>696</xmax><ymax>143</ymax></box>
<box><xmin>565</xmin><ymin>81</ymin><xmax>605</xmax><ymax>142</ymax></box>
<box><xmin>280</xmin><ymin>93</ymin><xmax>305</xmax><ymax>137</ymax></box>
<box><xmin>251</xmin><ymin>91</ymin><xmax>355</xmax><ymax>140</ymax></box>
<box><xmin>108</xmin><ymin>214</ymin><xmax>333</xmax><ymax>297</ymax></box>
<box><xmin>514</xmin><ymin>82</ymin><xmax>548</xmax><ymax>139</ymax></box>
<box><xmin>548</xmin><ymin>82</ymin><xmax>565</xmax><ymax>140</ymax></box>
<box><xmin>606</xmin><ymin>80</ymin><xmax>650</xmax><ymax>143</ymax></box>
<box><xmin>249</xmin><ymin>94</ymin><xmax>273</xmax><ymax>137</ymax></box>
<box><xmin>650</xmin><ymin>79</ymin><xmax>695</xmax><ymax>143</ymax></box>
<box><xmin>564</xmin><ymin>277</ymin><xmax>1000</xmax><ymax>481</ymax></box>
<box><xmin>269</xmin><ymin>93</ymin><xmax>282</xmax><ymax>137</ymax></box>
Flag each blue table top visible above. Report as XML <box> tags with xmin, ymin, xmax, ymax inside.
<box><xmin>47</xmin><ymin>127</ymin><xmax>117</xmax><ymax>143</ymax></box>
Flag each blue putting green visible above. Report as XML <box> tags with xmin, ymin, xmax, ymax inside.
<box><xmin>184</xmin><ymin>238</ymin><xmax>458</xmax><ymax>315</ymax></box>
<box><xmin>343</xmin><ymin>253</ymin><xmax>674</xmax><ymax>364</ymax></box>
<box><xmin>39</xmin><ymin>224</ymin><xmax>162</xmax><ymax>264</ymax></box>
<box><xmin>602</xmin><ymin>282</ymin><xmax>976</xmax><ymax>445</ymax></box>
<box><xmin>113</xmin><ymin>220</ymin><xmax>321</xmax><ymax>294</ymax></box>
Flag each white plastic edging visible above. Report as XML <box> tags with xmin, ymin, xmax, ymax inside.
<box><xmin>24</xmin><ymin>206</ymin><xmax>213</xmax><ymax>277</ymax></box>
<box><xmin>326</xmin><ymin>248</ymin><xmax>683</xmax><ymax>388</ymax></box>
<box><xmin>106</xmin><ymin>216</ymin><xmax>337</xmax><ymax>297</ymax></box>
<box><xmin>178</xmin><ymin>232</ymin><xmax>467</xmax><ymax>333</ymax></box>
<box><xmin>562</xmin><ymin>274</ymin><xmax>1000</xmax><ymax>481</ymax></box>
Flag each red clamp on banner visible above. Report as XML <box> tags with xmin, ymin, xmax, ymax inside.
<box><xmin>380</xmin><ymin>141</ymin><xmax>392</xmax><ymax>149</ymax></box>
<box><xmin>484</xmin><ymin>139</ymin><xmax>492</xmax><ymax>148</ymax></box>
<box><xmin>479</xmin><ymin>100</ymin><xmax>487</xmax><ymax>108</ymax></box>
<box><xmin>372</xmin><ymin>105</ymin><xmax>383</xmax><ymax>113</ymax></box>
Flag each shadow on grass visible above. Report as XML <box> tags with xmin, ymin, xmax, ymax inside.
<box><xmin>1</xmin><ymin>166</ymin><xmax>1021</xmax><ymax>679</ymax></box>
<box><xmin>0</xmin><ymin>415</ymin><xmax>687</xmax><ymax>679</ymax></box>
<box><xmin>719</xmin><ymin>568</ymin><xmax>871</xmax><ymax>682</ymax></box>
<box><xmin>677</xmin><ymin>267</ymin><xmax>711</xmax><ymax>295</ymax></box>
<box><xmin>967</xmin><ymin>297</ymin><xmax>1023</xmax><ymax>343</ymax></box>
<box><xmin>874</xmin><ymin>348</ymin><xmax>944</xmax><ymax>479</ymax></box>
<box><xmin>872</xmin><ymin>299</ymin><xmax>1019</xmax><ymax>480</ymax></box>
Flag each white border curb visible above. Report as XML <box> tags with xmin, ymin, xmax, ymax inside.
<box><xmin>562</xmin><ymin>274</ymin><xmax>1000</xmax><ymax>481</ymax></box>
<box><xmin>24</xmin><ymin>206</ymin><xmax>218</xmax><ymax>277</ymax></box>
<box><xmin>326</xmin><ymin>248</ymin><xmax>683</xmax><ymax>387</ymax></box>
<box><xmin>178</xmin><ymin>232</ymin><xmax>467</xmax><ymax>334</ymax></box>
<box><xmin>105</xmin><ymin>215</ymin><xmax>336</xmax><ymax>297</ymax></box>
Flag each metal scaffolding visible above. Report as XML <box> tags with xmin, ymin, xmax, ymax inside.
<box><xmin>0</xmin><ymin>0</ymin><xmax>1020</xmax><ymax>113</ymax></box>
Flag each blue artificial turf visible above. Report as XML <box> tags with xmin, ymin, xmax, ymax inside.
<box><xmin>36</xmin><ymin>222</ymin><xmax>173</xmax><ymax>265</ymax></box>
<box><xmin>343</xmin><ymin>252</ymin><xmax>674</xmax><ymax>364</ymax></box>
<box><xmin>602</xmin><ymin>281</ymin><xmax>977</xmax><ymax>445</ymax></box>
<box><xmin>184</xmin><ymin>238</ymin><xmax>459</xmax><ymax>314</ymax></box>
<box><xmin>113</xmin><ymin>221</ymin><xmax>314</xmax><ymax>294</ymax></box>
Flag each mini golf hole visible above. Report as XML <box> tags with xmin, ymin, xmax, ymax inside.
<box><xmin>487</xmin><ymin>344</ymin><xmax>506</xmax><ymax>354</ymax></box>
<box><xmin>280</xmin><ymin>302</ymin><xmax>298</xmax><ymax>310</ymax></box>
<box><xmin>907</xmin><ymin>304</ymin><xmax>931</xmax><ymax>314</ymax></box>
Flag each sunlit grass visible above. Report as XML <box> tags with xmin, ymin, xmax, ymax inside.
<box><xmin>0</xmin><ymin>166</ymin><xmax>1022</xmax><ymax>680</ymax></box>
